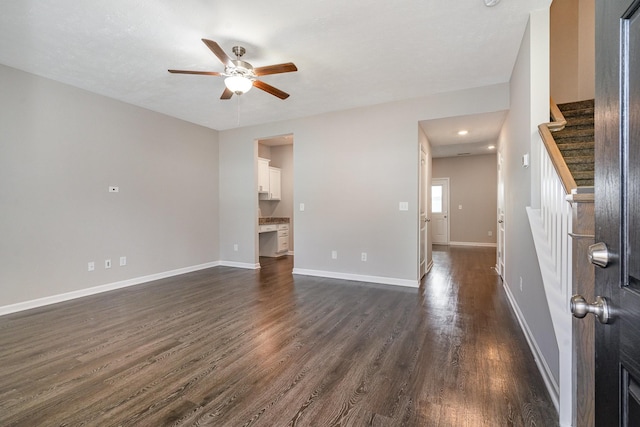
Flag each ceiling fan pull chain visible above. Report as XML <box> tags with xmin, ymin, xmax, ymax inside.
<box><xmin>237</xmin><ymin>94</ymin><xmax>241</xmax><ymax>127</ymax></box>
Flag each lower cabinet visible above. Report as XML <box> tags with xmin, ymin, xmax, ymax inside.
<box><xmin>258</xmin><ymin>223</ymin><xmax>289</xmax><ymax>257</ymax></box>
<box><xmin>276</xmin><ymin>224</ymin><xmax>289</xmax><ymax>253</ymax></box>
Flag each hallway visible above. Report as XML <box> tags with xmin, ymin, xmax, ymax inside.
<box><xmin>0</xmin><ymin>247</ymin><xmax>557</xmax><ymax>426</ymax></box>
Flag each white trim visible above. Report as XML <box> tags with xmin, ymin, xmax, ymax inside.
<box><xmin>449</xmin><ymin>241</ymin><xmax>497</xmax><ymax>248</ymax></box>
<box><xmin>219</xmin><ymin>261</ymin><xmax>261</xmax><ymax>270</ymax></box>
<box><xmin>287</xmin><ymin>251</ymin><xmax>294</xmax><ymax>256</ymax></box>
<box><xmin>426</xmin><ymin>259</ymin><xmax>434</xmax><ymax>274</ymax></box>
<box><xmin>292</xmin><ymin>268</ymin><xmax>419</xmax><ymax>288</ymax></box>
<box><xmin>502</xmin><ymin>279</ymin><xmax>560</xmax><ymax>411</ymax></box>
<box><xmin>0</xmin><ymin>261</ymin><xmax>221</xmax><ymax>316</ymax></box>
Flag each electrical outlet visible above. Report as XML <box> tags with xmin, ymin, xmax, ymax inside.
<box><xmin>233</xmin><ymin>244</ymin><xmax>239</xmax><ymax>252</ymax></box>
<box><xmin>331</xmin><ymin>250</ymin><xmax>337</xmax><ymax>259</ymax></box>
<box><xmin>488</xmin><ymin>230</ymin><xmax>493</xmax><ymax>236</ymax></box>
<box><xmin>88</xmin><ymin>261</ymin><xmax>95</xmax><ymax>272</ymax></box>
<box><xmin>105</xmin><ymin>259</ymin><xmax>112</xmax><ymax>269</ymax></box>
<box><xmin>119</xmin><ymin>256</ymin><xmax>127</xmax><ymax>266</ymax></box>
<box><xmin>361</xmin><ymin>252</ymin><xmax>367</xmax><ymax>262</ymax></box>
<box><xmin>458</xmin><ymin>204</ymin><xmax>463</xmax><ymax>210</ymax></box>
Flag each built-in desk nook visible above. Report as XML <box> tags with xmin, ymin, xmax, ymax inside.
<box><xmin>258</xmin><ymin>217</ymin><xmax>289</xmax><ymax>257</ymax></box>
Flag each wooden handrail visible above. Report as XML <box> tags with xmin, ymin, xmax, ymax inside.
<box><xmin>538</xmin><ymin>98</ymin><xmax>576</xmax><ymax>194</ymax></box>
<box><xmin>548</xmin><ymin>98</ymin><xmax>567</xmax><ymax>131</ymax></box>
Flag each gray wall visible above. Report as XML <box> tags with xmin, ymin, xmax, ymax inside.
<box><xmin>432</xmin><ymin>154</ymin><xmax>497</xmax><ymax>245</ymax></box>
<box><xmin>500</xmin><ymin>12</ymin><xmax>559</xmax><ymax>383</ymax></box>
<box><xmin>0</xmin><ymin>64</ymin><xmax>220</xmax><ymax>307</ymax></box>
<box><xmin>219</xmin><ymin>84</ymin><xmax>510</xmax><ymax>283</ymax></box>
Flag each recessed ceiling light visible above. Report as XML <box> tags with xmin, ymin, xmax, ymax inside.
<box><xmin>488</xmin><ymin>145</ymin><xmax>496</xmax><ymax>150</ymax></box>
<box><xmin>457</xmin><ymin>130</ymin><xmax>469</xmax><ymax>136</ymax></box>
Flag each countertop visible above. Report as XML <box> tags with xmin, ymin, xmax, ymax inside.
<box><xmin>258</xmin><ymin>217</ymin><xmax>290</xmax><ymax>225</ymax></box>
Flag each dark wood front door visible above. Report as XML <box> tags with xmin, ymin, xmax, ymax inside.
<box><xmin>595</xmin><ymin>0</ymin><xmax>640</xmax><ymax>424</ymax></box>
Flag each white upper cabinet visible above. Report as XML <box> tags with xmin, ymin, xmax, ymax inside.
<box><xmin>267</xmin><ymin>167</ymin><xmax>281</xmax><ymax>201</ymax></box>
<box><xmin>258</xmin><ymin>157</ymin><xmax>270</xmax><ymax>193</ymax></box>
<box><xmin>258</xmin><ymin>161</ymin><xmax>281</xmax><ymax>201</ymax></box>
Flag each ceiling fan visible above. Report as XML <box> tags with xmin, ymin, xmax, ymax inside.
<box><xmin>168</xmin><ymin>39</ymin><xmax>298</xmax><ymax>100</ymax></box>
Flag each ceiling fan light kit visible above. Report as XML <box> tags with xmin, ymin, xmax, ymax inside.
<box><xmin>225</xmin><ymin>75</ymin><xmax>253</xmax><ymax>94</ymax></box>
<box><xmin>168</xmin><ymin>39</ymin><xmax>297</xmax><ymax>100</ymax></box>
<box><xmin>484</xmin><ymin>0</ymin><xmax>500</xmax><ymax>6</ymax></box>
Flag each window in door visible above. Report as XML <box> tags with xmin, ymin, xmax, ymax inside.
<box><xmin>432</xmin><ymin>185</ymin><xmax>443</xmax><ymax>213</ymax></box>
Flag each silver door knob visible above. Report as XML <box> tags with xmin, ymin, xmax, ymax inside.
<box><xmin>426</xmin><ymin>218</ymin><xmax>431</xmax><ymax>222</ymax></box>
<box><xmin>498</xmin><ymin>219</ymin><xmax>504</xmax><ymax>223</ymax></box>
<box><xmin>570</xmin><ymin>294</ymin><xmax>611</xmax><ymax>324</ymax></box>
<box><xmin>588</xmin><ymin>242</ymin><xmax>610</xmax><ymax>268</ymax></box>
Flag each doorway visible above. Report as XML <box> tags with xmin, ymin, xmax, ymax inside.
<box><xmin>257</xmin><ymin>134</ymin><xmax>294</xmax><ymax>267</ymax></box>
<box><xmin>431</xmin><ymin>178</ymin><xmax>450</xmax><ymax>245</ymax></box>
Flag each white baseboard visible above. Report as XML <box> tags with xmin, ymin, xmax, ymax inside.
<box><xmin>219</xmin><ymin>261</ymin><xmax>260</xmax><ymax>270</ymax></box>
<box><xmin>449</xmin><ymin>241</ymin><xmax>497</xmax><ymax>248</ymax></box>
<box><xmin>0</xmin><ymin>261</ymin><xmax>221</xmax><ymax>317</ymax></box>
<box><xmin>502</xmin><ymin>279</ymin><xmax>560</xmax><ymax>411</ymax></box>
<box><xmin>292</xmin><ymin>268</ymin><xmax>419</xmax><ymax>288</ymax></box>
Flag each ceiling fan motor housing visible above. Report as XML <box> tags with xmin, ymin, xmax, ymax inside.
<box><xmin>227</xmin><ymin>59</ymin><xmax>256</xmax><ymax>79</ymax></box>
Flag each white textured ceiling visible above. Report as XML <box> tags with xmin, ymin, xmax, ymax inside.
<box><xmin>0</xmin><ymin>0</ymin><xmax>549</xmax><ymax>134</ymax></box>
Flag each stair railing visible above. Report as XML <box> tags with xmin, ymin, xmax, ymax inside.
<box><xmin>538</xmin><ymin>98</ymin><xmax>576</xmax><ymax>193</ymax></box>
<box><xmin>539</xmin><ymin>143</ymin><xmax>574</xmax><ymax>304</ymax></box>
<box><xmin>532</xmin><ymin>98</ymin><xmax>595</xmax><ymax>426</ymax></box>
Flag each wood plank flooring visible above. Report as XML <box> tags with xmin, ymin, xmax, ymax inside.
<box><xmin>0</xmin><ymin>246</ymin><xmax>558</xmax><ymax>426</ymax></box>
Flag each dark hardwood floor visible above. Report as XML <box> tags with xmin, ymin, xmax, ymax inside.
<box><xmin>0</xmin><ymin>246</ymin><xmax>558</xmax><ymax>426</ymax></box>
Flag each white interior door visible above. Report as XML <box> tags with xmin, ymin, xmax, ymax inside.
<box><xmin>419</xmin><ymin>147</ymin><xmax>427</xmax><ymax>278</ymax></box>
<box><xmin>431</xmin><ymin>178</ymin><xmax>449</xmax><ymax>245</ymax></box>
<box><xmin>497</xmin><ymin>153</ymin><xmax>505</xmax><ymax>277</ymax></box>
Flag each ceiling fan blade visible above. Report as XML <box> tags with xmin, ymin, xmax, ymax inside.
<box><xmin>202</xmin><ymin>39</ymin><xmax>233</xmax><ymax>67</ymax></box>
<box><xmin>220</xmin><ymin>87</ymin><xmax>234</xmax><ymax>99</ymax></box>
<box><xmin>168</xmin><ymin>69</ymin><xmax>221</xmax><ymax>76</ymax></box>
<box><xmin>254</xmin><ymin>62</ymin><xmax>298</xmax><ymax>76</ymax></box>
<box><xmin>253</xmin><ymin>80</ymin><xmax>290</xmax><ymax>99</ymax></box>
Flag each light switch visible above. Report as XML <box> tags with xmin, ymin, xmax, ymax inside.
<box><xmin>299</xmin><ymin>203</ymin><xmax>305</xmax><ymax>211</ymax></box>
<box><xmin>458</xmin><ymin>204</ymin><xmax>462</xmax><ymax>210</ymax></box>
<box><xmin>399</xmin><ymin>202</ymin><xmax>409</xmax><ymax>211</ymax></box>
